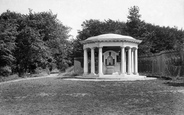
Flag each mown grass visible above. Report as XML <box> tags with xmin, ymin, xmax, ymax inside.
<box><xmin>0</xmin><ymin>76</ymin><xmax>184</xmax><ymax>115</ymax></box>
<box><xmin>0</xmin><ymin>68</ymin><xmax>60</xmax><ymax>83</ymax></box>
<box><xmin>0</xmin><ymin>74</ymin><xmax>20</xmax><ymax>82</ymax></box>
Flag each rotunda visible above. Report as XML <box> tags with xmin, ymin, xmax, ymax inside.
<box><xmin>81</xmin><ymin>33</ymin><xmax>143</xmax><ymax>78</ymax></box>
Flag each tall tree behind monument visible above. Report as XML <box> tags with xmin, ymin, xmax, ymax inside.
<box><xmin>126</xmin><ymin>6</ymin><xmax>146</xmax><ymax>38</ymax></box>
<box><xmin>126</xmin><ymin>6</ymin><xmax>184</xmax><ymax>55</ymax></box>
<box><xmin>75</xmin><ymin>19</ymin><xmax>127</xmax><ymax>57</ymax></box>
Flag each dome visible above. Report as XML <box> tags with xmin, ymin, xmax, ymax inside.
<box><xmin>81</xmin><ymin>33</ymin><xmax>141</xmax><ymax>44</ymax></box>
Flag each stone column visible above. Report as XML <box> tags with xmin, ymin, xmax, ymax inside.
<box><xmin>91</xmin><ymin>47</ymin><xmax>95</xmax><ymax>75</ymax></box>
<box><xmin>134</xmin><ymin>48</ymin><xmax>138</xmax><ymax>75</ymax></box>
<box><xmin>131</xmin><ymin>49</ymin><xmax>134</xmax><ymax>74</ymax></box>
<box><xmin>98</xmin><ymin>47</ymin><xmax>103</xmax><ymax>76</ymax></box>
<box><xmin>83</xmin><ymin>48</ymin><xmax>88</xmax><ymax>75</ymax></box>
<box><xmin>128</xmin><ymin>47</ymin><xmax>131</xmax><ymax>75</ymax></box>
<box><xmin>125</xmin><ymin>49</ymin><xmax>127</xmax><ymax>73</ymax></box>
<box><xmin>121</xmin><ymin>47</ymin><xmax>125</xmax><ymax>75</ymax></box>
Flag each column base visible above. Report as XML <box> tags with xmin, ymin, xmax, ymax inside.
<box><xmin>127</xmin><ymin>73</ymin><xmax>132</xmax><ymax>75</ymax></box>
<box><xmin>89</xmin><ymin>73</ymin><xmax>96</xmax><ymax>76</ymax></box>
<box><xmin>83</xmin><ymin>73</ymin><xmax>98</xmax><ymax>77</ymax></box>
<box><xmin>98</xmin><ymin>73</ymin><xmax>104</xmax><ymax>77</ymax></box>
<box><xmin>134</xmin><ymin>73</ymin><xmax>139</xmax><ymax>76</ymax></box>
<box><xmin>120</xmin><ymin>73</ymin><xmax>125</xmax><ymax>76</ymax></box>
<box><xmin>87</xmin><ymin>73</ymin><xmax>97</xmax><ymax>77</ymax></box>
<box><xmin>83</xmin><ymin>73</ymin><xmax>88</xmax><ymax>77</ymax></box>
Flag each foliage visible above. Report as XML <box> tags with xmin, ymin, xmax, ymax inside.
<box><xmin>126</xmin><ymin>6</ymin><xmax>146</xmax><ymax>38</ymax></box>
<box><xmin>0</xmin><ymin>66</ymin><xmax>12</xmax><ymax>76</ymax></box>
<box><xmin>74</xmin><ymin>19</ymin><xmax>127</xmax><ymax>57</ymax></box>
<box><xmin>1</xmin><ymin>6</ymin><xmax>184</xmax><ymax>78</ymax></box>
<box><xmin>78</xmin><ymin>19</ymin><xmax>127</xmax><ymax>41</ymax></box>
<box><xmin>75</xmin><ymin>6</ymin><xmax>184</xmax><ymax>57</ymax></box>
<box><xmin>126</xmin><ymin>6</ymin><xmax>184</xmax><ymax>55</ymax></box>
<box><xmin>0</xmin><ymin>10</ymin><xmax>71</xmax><ymax>76</ymax></box>
<box><xmin>126</xmin><ymin>6</ymin><xmax>150</xmax><ymax>55</ymax></box>
<box><xmin>0</xmin><ymin>11</ymin><xmax>19</xmax><ymax>74</ymax></box>
<box><xmin>143</xmin><ymin>24</ymin><xmax>184</xmax><ymax>53</ymax></box>
<box><xmin>15</xmin><ymin>25</ymin><xmax>49</xmax><ymax>75</ymax></box>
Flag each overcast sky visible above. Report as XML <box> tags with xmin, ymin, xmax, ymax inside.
<box><xmin>0</xmin><ymin>0</ymin><xmax>184</xmax><ymax>38</ymax></box>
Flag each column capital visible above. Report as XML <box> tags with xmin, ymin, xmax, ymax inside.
<box><xmin>90</xmin><ymin>47</ymin><xmax>95</xmax><ymax>50</ymax></box>
<box><xmin>132</xmin><ymin>47</ymin><xmax>138</xmax><ymax>50</ymax></box>
<box><xmin>127</xmin><ymin>47</ymin><xmax>132</xmax><ymax>49</ymax></box>
<box><xmin>131</xmin><ymin>48</ymin><xmax>135</xmax><ymax>51</ymax></box>
<box><xmin>83</xmin><ymin>47</ymin><xmax>87</xmax><ymax>50</ymax></box>
<box><xmin>120</xmin><ymin>46</ymin><xmax>125</xmax><ymax>48</ymax></box>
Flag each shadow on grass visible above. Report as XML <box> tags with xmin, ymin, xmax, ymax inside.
<box><xmin>57</xmin><ymin>76</ymin><xmax>77</xmax><ymax>79</ymax></box>
<box><xmin>57</xmin><ymin>72</ymin><xmax>98</xmax><ymax>80</ymax></box>
<box><xmin>164</xmin><ymin>81</ymin><xmax>184</xmax><ymax>87</ymax></box>
<box><xmin>147</xmin><ymin>75</ymin><xmax>172</xmax><ymax>80</ymax></box>
<box><xmin>57</xmin><ymin>76</ymin><xmax>99</xmax><ymax>80</ymax></box>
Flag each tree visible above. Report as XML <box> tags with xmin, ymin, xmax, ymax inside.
<box><xmin>15</xmin><ymin>26</ymin><xmax>50</xmax><ymax>76</ymax></box>
<box><xmin>14</xmin><ymin>10</ymin><xmax>71</xmax><ymax>75</ymax></box>
<box><xmin>126</xmin><ymin>6</ymin><xmax>176</xmax><ymax>55</ymax></box>
<box><xmin>0</xmin><ymin>10</ymin><xmax>71</xmax><ymax>76</ymax></box>
<box><xmin>75</xmin><ymin>19</ymin><xmax>127</xmax><ymax>57</ymax></box>
<box><xmin>142</xmin><ymin>24</ymin><xmax>184</xmax><ymax>54</ymax></box>
<box><xmin>126</xmin><ymin>6</ymin><xmax>146</xmax><ymax>38</ymax></box>
<box><xmin>126</xmin><ymin>6</ymin><xmax>151</xmax><ymax>55</ymax></box>
<box><xmin>0</xmin><ymin>11</ymin><xmax>19</xmax><ymax>76</ymax></box>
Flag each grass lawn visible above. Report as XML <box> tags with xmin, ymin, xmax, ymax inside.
<box><xmin>0</xmin><ymin>76</ymin><xmax>184</xmax><ymax>115</ymax></box>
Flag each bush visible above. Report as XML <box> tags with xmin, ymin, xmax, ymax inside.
<box><xmin>0</xmin><ymin>66</ymin><xmax>12</xmax><ymax>76</ymax></box>
<box><xmin>57</xmin><ymin>62</ymin><xmax>69</xmax><ymax>72</ymax></box>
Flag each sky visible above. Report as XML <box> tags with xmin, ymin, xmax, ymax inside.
<box><xmin>0</xmin><ymin>0</ymin><xmax>184</xmax><ymax>38</ymax></box>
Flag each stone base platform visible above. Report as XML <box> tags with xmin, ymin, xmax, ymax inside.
<box><xmin>64</xmin><ymin>75</ymin><xmax>156</xmax><ymax>81</ymax></box>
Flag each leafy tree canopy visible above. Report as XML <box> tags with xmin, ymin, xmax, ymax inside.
<box><xmin>0</xmin><ymin>10</ymin><xmax>71</xmax><ymax>76</ymax></box>
<box><xmin>75</xmin><ymin>6</ymin><xmax>184</xmax><ymax>56</ymax></box>
<box><xmin>74</xmin><ymin>19</ymin><xmax>127</xmax><ymax>57</ymax></box>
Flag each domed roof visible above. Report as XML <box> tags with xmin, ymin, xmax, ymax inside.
<box><xmin>81</xmin><ymin>33</ymin><xmax>141</xmax><ymax>44</ymax></box>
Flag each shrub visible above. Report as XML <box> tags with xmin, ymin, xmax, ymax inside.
<box><xmin>0</xmin><ymin>66</ymin><xmax>12</xmax><ymax>76</ymax></box>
